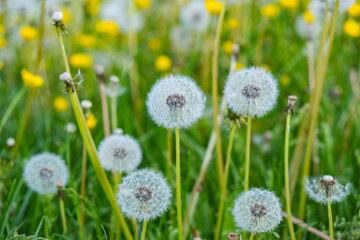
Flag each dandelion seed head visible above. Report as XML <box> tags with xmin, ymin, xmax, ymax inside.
<box><xmin>146</xmin><ymin>74</ymin><xmax>206</xmax><ymax>129</ymax></box>
<box><xmin>65</xmin><ymin>123</ymin><xmax>77</xmax><ymax>133</ymax></box>
<box><xmin>110</xmin><ymin>75</ymin><xmax>119</xmax><ymax>84</ymax></box>
<box><xmin>224</xmin><ymin>67</ymin><xmax>279</xmax><ymax>118</ymax></box>
<box><xmin>305</xmin><ymin>176</ymin><xmax>351</xmax><ymax>204</ymax></box>
<box><xmin>98</xmin><ymin>134</ymin><xmax>142</xmax><ymax>173</ymax></box>
<box><xmin>180</xmin><ymin>1</ymin><xmax>210</xmax><ymax>33</ymax></box>
<box><xmin>170</xmin><ymin>25</ymin><xmax>193</xmax><ymax>53</ymax></box>
<box><xmin>232</xmin><ymin>188</ymin><xmax>282</xmax><ymax>233</ymax></box>
<box><xmin>59</xmin><ymin>72</ymin><xmax>71</xmax><ymax>82</ymax></box>
<box><xmin>23</xmin><ymin>152</ymin><xmax>69</xmax><ymax>194</ymax></box>
<box><xmin>80</xmin><ymin>100</ymin><xmax>92</xmax><ymax>110</ymax></box>
<box><xmin>117</xmin><ymin>169</ymin><xmax>172</xmax><ymax>222</ymax></box>
<box><xmin>94</xmin><ymin>64</ymin><xmax>104</xmax><ymax>76</ymax></box>
<box><xmin>6</xmin><ymin>138</ymin><xmax>15</xmax><ymax>147</ymax></box>
<box><xmin>52</xmin><ymin>11</ymin><xmax>63</xmax><ymax>21</ymax></box>
<box><xmin>295</xmin><ymin>15</ymin><xmax>322</xmax><ymax>39</ymax></box>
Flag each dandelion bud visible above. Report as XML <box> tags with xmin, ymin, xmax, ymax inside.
<box><xmin>288</xmin><ymin>95</ymin><xmax>297</xmax><ymax>107</ymax></box>
<box><xmin>323</xmin><ymin>175</ymin><xmax>334</xmax><ymax>182</ymax></box>
<box><xmin>113</xmin><ymin>128</ymin><xmax>123</xmax><ymax>135</ymax></box>
<box><xmin>232</xmin><ymin>43</ymin><xmax>240</xmax><ymax>61</ymax></box>
<box><xmin>6</xmin><ymin>138</ymin><xmax>15</xmax><ymax>147</ymax></box>
<box><xmin>94</xmin><ymin>64</ymin><xmax>105</xmax><ymax>83</ymax></box>
<box><xmin>52</xmin><ymin>12</ymin><xmax>64</xmax><ymax>21</ymax></box>
<box><xmin>59</xmin><ymin>72</ymin><xmax>71</xmax><ymax>82</ymax></box>
<box><xmin>110</xmin><ymin>75</ymin><xmax>120</xmax><ymax>84</ymax></box>
<box><xmin>227</xmin><ymin>233</ymin><xmax>239</xmax><ymax>240</ymax></box>
<box><xmin>80</xmin><ymin>100</ymin><xmax>92</xmax><ymax>110</ymax></box>
<box><xmin>65</xmin><ymin>123</ymin><xmax>77</xmax><ymax>133</ymax></box>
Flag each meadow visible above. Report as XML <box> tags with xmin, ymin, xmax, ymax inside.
<box><xmin>0</xmin><ymin>0</ymin><xmax>360</xmax><ymax>239</ymax></box>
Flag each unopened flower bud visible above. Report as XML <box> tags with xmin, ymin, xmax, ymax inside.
<box><xmin>81</xmin><ymin>100</ymin><xmax>92</xmax><ymax>110</ymax></box>
<box><xmin>228</xmin><ymin>233</ymin><xmax>239</xmax><ymax>240</ymax></box>
<box><xmin>52</xmin><ymin>12</ymin><xmax>63</xmax><ymax>21</ymax></box>
<box><xmin>288</xmin><ymin>95</ymin><xmax>298</xmax><ymax>108</ymax></box>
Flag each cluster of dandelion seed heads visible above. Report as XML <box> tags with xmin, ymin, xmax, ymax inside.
<box><xmin>232</xmin><ymin>188</ymin><xmax>282</xmax><ymax>233</ymax></box>
<box><xmin>23</xmin><ymin>153</ymin><xmax>69</xmax><ymax>194</ymax></box>
<box><xmin>146</xmin><ymin>74</ymin><xmax>206</xmax><ymax>129</ymax></box>
<box><xmin>98</xmin><ymin>134</ymin><xmax>142</xmax><ymax>173</ymax></box>
<box><xmin>224</xmin><ymin>67</ymin><xmax>279</xmax><ymax>118</ymax></box>
<box><xmin>117</xmin><ymin>169</ymin><xmax>172</xmax><ymax>222</ymax></box>
<box><xmin>327</xmin><ymin>0</ymin><xmax>355</xmax><ymax>12</ymax></box>
<box><xmin>305</xmin><ymin>175</ymin><xmax>351</xmax><ymax>204</ymax></box>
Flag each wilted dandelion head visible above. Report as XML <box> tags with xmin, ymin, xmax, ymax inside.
<box><xmin>232</xmin><ymin>188</ymin><xmax>282</xmax><ymax>233</ymax></box>
<box><xmin>52</xmin><ymin>11</ymin><xmax>63</xmax><ymax>21</ymax></box>
<box><xmin>23</xmin><ymin>153</ymin><xmax>69</xmax><ymax>194</ymax></box>
<box><xmin>117</xmin><ymin>169</ymin><xmax>172</xmax><ymax>222</ymax></box>
<box><xmin>59</xmin><ymin>72</ymin><xmax>71</xmax><ymax>82</ymax></box>
<box><xmin>180</xmin><ymin>0</ymin><xmax>210</xmax><ymax>33</ymax></box>
<box><xmin>98</xmin><ymin>134</ymin><xmax>142</xmax><ymax>174</ymax></box>
<box><xmin>224</xmin><ymin>67</ymin><xmax>279</xmax><ymax>118</ymax></box>
<box><xmin>305</xmin><ymin>175</ymin><xmax>351</xmax><ymax>204</ymax></box>
<box><xmin>146</xmin><ymin>74</ymin><xmax>206</xmax><ymax>129</ymax></box>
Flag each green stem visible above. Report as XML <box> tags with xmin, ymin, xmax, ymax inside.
<box><xmin>244</xmin><ymin>115</ymin><xmax>252</xmax><ymax>191</ymax></box>
<box><xmin>215</xmin><ymin>123</ymin><xmax>237</xmax><ymax>240</ymax></box>
<box><xmin>140</xmin><ymin>221</ymin><xmax>147</xmax><ymax>240</ymax></box>
<box><xmin>166</xmin><ymin>129</ymin><xmax>172</xmax><ymax>182</ymax></box>
<box><xmin>100</xmin><ymin>82</ymin><xmax>110</xmax><ymax>136</ymax></box>
<box><xmin>80</xmin><ymin>143</ymin><xmax>87</xmax><ymax>237</ymax></box>
<box><xmin>249</xmin><ymin>232</ymin><xmax>255</xmax><ymax>240</ymax></box>
<box><xmin>284</xmin><ymin>110</ymin><xmax>296</xmax><ymax>240</ymax></box>
<box><xmin>211</xmin><ymin>0</ymin><xmax>228</xmax><ymax>190</ymax></box>
<box><xmin>327</xmin><ymin>200</ymin><xmax>334</xmax><ymax>240</ymax></box>
<box><xmin>175</xmin><ymin>128</ymin><xmax>183</xmax><ymax>240</ymax></box>
<box><xmin>35</xmin><ymin>0</ymin><xmax>45</xmax><ymax>71</ymax></box>
<box><xmin>55</xmin><ymin>27</ymin><xmax>133</xmax><ymax>240</ymax></box>
<box><xmin>59</xmin><ymin>197</ymin><xmax>67</xmax><ymax>234</ymax></box>
<box><xmin>111</xmin><ymin>96</ymin><xmax>117</xmax><ymax>131</ymax></box>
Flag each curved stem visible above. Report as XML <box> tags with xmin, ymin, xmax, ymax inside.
<box><xmin>327</xmin><ymin>201</ymin><xmax>334</xmax><ymax>240</ymax></box>
<box><xmin>175</xmin><ymin>128</ymin><xmax>183</xmax><ymax>240</ymax></box>
<box><xmin>215</xmin><ymin>123</ymin><xmax>237</xmax><ymax>240</ymax></box>
<box><xmin>244</xmin><ymin>115</ymin><xmax>252</xmax><ymax>191</ymax></box>
<box><xmin>140</xmin><ymin>221</ymin><xmax>147</xmax><ymax>240</ymax></box>
<box><xmin>284</xmin><ymin>110</ymin><xmax>296</xmax><ymax>240</ymax></box>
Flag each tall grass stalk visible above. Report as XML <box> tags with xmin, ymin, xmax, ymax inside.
<box><xmin>55</xmin><ymin>26</ymin><xmax>133</xmax><ymax>240</ymax></box>
<box><xmin>59</xmin><ymin>191</ymin><xmax>67</xmax><ymax>234</ymax></box>
<box><xmin>244</xmin><ymin>114</ymin><xmax>252</xmax><ymax>191</ymax></box>
<box><xmin>214</xmin><ymin>123</ymin><xmax>237</xmax><ymax>240</ymax></box>
<box><xmin>175</xmin><ymin>127</ymin><xmax>183</xmax><ymax>240</ymax></box>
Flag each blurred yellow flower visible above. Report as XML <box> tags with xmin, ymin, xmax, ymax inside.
<box><xmin>134</xmin><ymin>0</ymin><xmax>151</xmax><ymax>9</ymax></box>
<box><xmin>303</xmin><ymin>11</ymin><xmax>315</xmax><ymax>24</ymax></box>
<box><xmin>205</xmin><ymin>0</ymin><xmax>223</xmax><ymax>15</ymax></box>
<box><xmin>19</xmin><ymin>26</ymin><xmax>38</xmax><ymax>42</ymax></box>
<box><xmin>148</xmin><ymin>38</ymin><xmax>161</xmax><ymax>51</ymax></box>
<box><xmin>155</xmin><ymin>55</ymin><xmax>172</xmax><ymax>71</ymax></box>
<box><xmin>21</xmin><ymin>69</ymin><xmax>44</xmax><ymax>88</ymax></box>
<box><xmin>348</xmin><ymin>2</ymin><xmax>360</xmax><ymax>17</ymax></box>
<box><xmin>280</xmin><ymin>74</ymin><xmax>290</xmax><ymax>85</ymax></box>
<box><xmin>95</xmin><ymin>21</ymin><xmax>120</xmax><ymax>36</ymax></box>
<box><xmin>280</xmin><ymin>0</ymin><xmax>299</xmax><ymax>9</ymax></box>
<box><xmin>87</xmin><ymin>113</ymin><xmax>98</xmax><ymax>129</ymax></box>
<box><xmin>259</xmin><ymin>64</ymin><xmax>271</xmax><ymax>71</ymax></box>
<box><xmin>85</xmin><ymin>0</ymin><xmax>100</xmax><ymax>15</ymax></box>
<box><xmin>222</xmin><ymin>40</ymin><xmax>234</xmax><ymax>54</ymax></box>
<box><xmin>0</xmin><ymin>37</ymin><xmax>6</xmax><ymax>48</ymax></box>
<box><xmin>69</xmin><ymin>53</ymin><xmax>93</xmax><ymax>68</ymax></box>
<box><xmin>226</xmin><ymin>18</ymin><xmax>239</xmax><ymax>29</ymax></box>
<box><xmin>235</xmin><ymin>62</ymin><xmax>244</xmax><ymax>70</ymax></box>
<box><xmin>0</xmin><ymin>60</ymin><xmax>3</xmax><ymax>70</ymax></box>
<box><xmin>62</xmin><ymin>8</ymin><xmax>71</xmax><ymax>23</ymax></box>
<box><xmin>0</xmin><ymin>24</ymin><xmax>4</xmax><ymax>34</ymax></box>
<box><xmin>75</xmin><ymin>34</ymin><xmax>96</xmax><ymax>48</ymax></box>
<box><xmin>260</xmin><ymin>4</ymin><xmax>280</xmax><ymax>18</ymax></box>
<box><xmin>344</xmin><ymin>18</ymin><xmax>360</xmax><ymax>37</ymax></box>
<box><xmin>54</xmin><ymin>97</ymin><xmax>68</xmax><ymax>112</ymax></box>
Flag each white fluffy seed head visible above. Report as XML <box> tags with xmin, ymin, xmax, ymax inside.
<box><xmin>328</xmin><ymin>0</ymin><xmax>356</xmax><ymax>12</ymax></box>
<box><xmin>117</xmin><ymin>169</ymin><xmax>172</xmax><ymax>222</ymax></box>
<box><xmin>146</xmin><ymin>74</ymin><xmax>206</xmax><ymax>129</ymax></box>
<box><xmin>59</xmin><ymin>72</ymin><xmax>71</xmax><ymax>82</ymax></box>
<box><xmin>305</xmin><ymin>176</ymin><xmax>351</xmax><ymax>204</ymax></box>
<box><xmin>98</xmin><ymin>134</ymin><xmax>142</xmax><ymax>174</ymax></box>
<box><xmin>180</xmin><ymin>0</ymin><xmax>210</xmax><ymax>33</ymax></box>
<box><xmin>232</xmin><ymin>188</ymin><xmax>282</xmax><ymax>233</ymax></box>
<box><xmin>6</xmin><ymin>138</ymin><xmax>15</xmax><ymax>147</ymax></box>
<box><xmin>110</xmin><ymin>75</ymin><xmax>120</xmax><ymax>84</ymax></box>
<box><xmin>295</xmin><ymin>15</ymin><xmax>322</xmax><ymax>40</ymax></box>
<box><xmin>80</xmin><ymin>100</ymin><xmax>92</xmax><ymax>110</ymax></box>
<box><xmin>52</xmin><ymin>11</ymin><xmax>63</xmax><ymax>21</ymax></box>
<box><xmin>224</xmin><ymin>67</ymin><xmax>279</xmax><ymax>118</ymax></box>
<box><xmin>65</xmin><ymin>123</ymin><xmax>77</xmax><ymax>133</ymax></box>
<box><xmin>23</xmin><ymin>152</ymin><xmax>69</xmax><ymax>194</ymax></box>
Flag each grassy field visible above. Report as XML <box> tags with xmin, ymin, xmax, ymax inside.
<box><xmin>1</xmin><ymin>0</ymin><xmax>360</xmax><ymax>239</ymax></box>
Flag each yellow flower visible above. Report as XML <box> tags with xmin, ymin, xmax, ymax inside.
<box><xmin>303</xmin><ymin>11</ymin><xmax>315</xmax><ymax>24</ymax></box>
<box><xmin>280</xmin><ymin>0</ymin><xmax>299</xmax><ymax>9</ymax></box>
<box><xmin>134</xmin><ymin>0</ymin><xmax>151</xmax><ymax>9</ymax></box>
<box><xmin>0</xmin><ymin>37</ymin><xmax>6</xmax><ymax>48</ymax></box>
<box><xmin>95</xmin><ymin>21</ymin><xmax>120</xmax><ymax>36</ymax></box>
<box><xmin>148</xmin><ymin>38</ymin><xmax>161</xmax><ymax>51</ymax></box>
<box><xmin>235</xmin><ymin>62</ymin><xmax>244</xmax><ymax>70</ymax></box>
<box><xmin>344</xmin><ymin>18</ymin><xmax>360</xmax><ymax>37</ymax></box>
<box><xmin>222</xmin><ymin>40</ymin><xmax>234</xmax><ymax>54</ymax></box>
<box><xmin>155</xmin><ymin>55</ymin><xmax>172</xmax><ymax>71</ymax></box>
<box><xmin>0</xmin><ymin>60</ymin><xmax>3</xmax><ymax>70</ymax></box>
<box><xmin>19</xmin><ymin>26</ymin><xmax>38</xmax><ymax>42</ymax></box>
<box><xmin>85</xmin><ymin>0</ymin><xmax>100</xmax><ymax>15</ymax></box>
<box><xmin>21</xmin><ymin>69</ymin><xmax>44</xmax><ymax>88</ymax></box>
<box><xmin>69</xmin><ymin>53</ymin><xmax>93</xmax><ymax>68</ymax></box>
<box><xmin>348</xmin><ymin>2</ymin><xmax>360</xmax><ymax>17</ymax></box>
<box><xmin>205</xmin><ymin>0</ymin><xmax>223</xmax><ymax>15</ymax></box>
<box><xmin>280</xmin><ymin>74</ymin><xmax>290</xmax><ymax>85</ymax></box>
<box><xmin>259</xmin><ymin>64</ymin><xmax>271</xmax><ymax>71</ymax></box>
<box><xmin>260</xmin><ymin>4</ymin><xmax>280</xmax><ymax>18</ymax></box>
<box><xmin>87</xmin><ymin>113</ymin><xmax>98</xmax><ymax>129</ymax></box>
<box><xmin>62</xmin><ymin>8</ymin><xmax>71</xmax><ymax>23</ymax></box>
<box><xmin>75</xmin><ymin>34</ymin><xmax>96</xmax><ymax>48</ymax></box>
<box><xmin>54</xmin><ymin>97</ymin><xmax>68</xmax><ymax>112</ymax></box>
<box><xmin>0</xmin><ymin>24</ymin><xmax>4</xmax><ymax>34</ymax></box>
<box><xmin>226</xmin><ymin>18</ymin><xmax>239</xmax><ymax>29</ymax></box>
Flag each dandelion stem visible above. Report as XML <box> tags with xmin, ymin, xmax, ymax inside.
<box><xmin>140</xmin><ymin>221</ymin><xmax>147</xmax><ymax>240</ymax></box>
<box><xmin>249</xmin><ymin>232</ymin><xmax>255</xmax><ymax>240</ymax></box>
<box><xmin>111</xmin><ymin>96</ymin><xmax>117</xmax><ymax>131</ymax></box>
<box><xmin>166</xmin><ymin>129</ymin><xmax>173</xmax><ymax>182</ymax></box>
<box><xmin>59</xmin><ymin>195</ymin><xmax>67</xmax><ymax>234</ymax></box>
<box><xmin>100</xmin><ymin>82</ymin><xmax>111</xmax><ymax>136</ymax></box>
<box><xmin>80</xmin><ymin>143</ymin><xmax>87</xmax><ymax>236</ymax></box>
<box><xmin>175</xmin><ymin>127</ymin><xmax>183</xmax><ymax>240</ymax></box>
<box><xmin>215</xmin><ymin>123</ymin><xmax>237</xmax><ymax>240</ymax></box>
<box><xmin>211</xmin><ymin>0</ymin><xmax>228</xmax><ymax>190</ymax></box>
<box><xmin>284</xmin><ymin>109</ymin><xmax>296</xmax><ymax>240</ymax></box>
<box><xmin>327</xmin><ymin>200</ymin><xmax>334</xmax><ymax>240</ymax></box>
<box><xmin>244</xmin><ymin>114</ymin><xmax>252</xmax><ymax>191</ymax></box>
<box><xmin>55</xmin><ymin>27</ymin><xmax>133</xmax><ymax>240</ymax></box>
